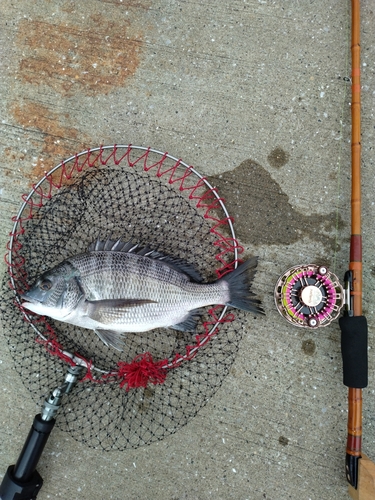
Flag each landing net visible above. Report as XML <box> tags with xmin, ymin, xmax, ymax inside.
<box><xmin>1</xmin><ymin>145</ymin><xmax>251</xmax><ymax>450</ymax></box>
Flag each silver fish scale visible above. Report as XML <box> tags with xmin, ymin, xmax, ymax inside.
<box><xmin>68</xmin><ymin>251</ymin><xmax>228</xmax><ymax>329</ymax></box>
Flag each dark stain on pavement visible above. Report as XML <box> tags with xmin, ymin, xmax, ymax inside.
<box><xmin>278</xmin><ymin>435</ymin><xmax>289</xmax><ymax>446</ymax></box>
<box><xmin>208</xmin><ymin>159</ymin><xmax>344</xmax><ymax>251</ymax></box>
<box><xmin>267</xmin><ymin>147</ymin><xmax>290</xmax><ymax>169</ymax></box>
<box><xmin>301</xmin><ymin>339</ymin><xmax>316</xmax><ymax>356</ymax></box>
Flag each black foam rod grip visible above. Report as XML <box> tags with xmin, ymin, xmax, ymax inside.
<box><xmin>339</xmin><ymin>315</ymin><xmax>368</xmax><ymax>388</ymax></box>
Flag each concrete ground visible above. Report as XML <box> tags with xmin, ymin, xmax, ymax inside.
<box><xmin>0</xmin><ymin>1</ymin><xmax>374</xmax><ymax>499</ymax></box>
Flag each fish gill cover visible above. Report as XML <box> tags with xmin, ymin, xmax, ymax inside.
<box><xmin>1</xmin><ymin>145</ymin><xmax>256</xmax><ymax>451</ymax></box>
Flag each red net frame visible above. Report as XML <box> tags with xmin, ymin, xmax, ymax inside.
<box><xmin>5</xmin><ymin>145</ymin><xmax>245</xmax><ymax>390</ymax></box>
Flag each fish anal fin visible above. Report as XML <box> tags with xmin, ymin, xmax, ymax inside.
<box><xmin>170</xmin><ymin>308</ymin><xmax>204</xmax><ymax>332</ymax></box>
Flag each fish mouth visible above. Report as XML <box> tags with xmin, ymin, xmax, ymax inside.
<box><xmin>19</xmin><ymin>294</ymin><xmax>48</xmax><ymax>316</ymax></box>
<box><xmin>20</xmin><ymin>294</ymin><xmax>40</xmax><ymax>306</ymax></box>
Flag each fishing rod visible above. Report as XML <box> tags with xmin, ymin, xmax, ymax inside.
<box><xmin>340</xmin><ymin>1</ymin><xmax>374</xmax><ymax>497</ymax></box>
<box><xmin>275</xmin><ymin>1</ymin><xmax>373</xmax><ymax>496</ymax></box>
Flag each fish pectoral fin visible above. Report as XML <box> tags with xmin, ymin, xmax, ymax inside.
<box><xmin>170</xmin><ymin>308</ymin><xmax>204</xmax><ymax>332</ymax></box>
<box><xmin>94</xmin><ymin>329</ymin><xmax>125</xmax><ymax>351</ymax></box>
<box><xmin>86</xmin><ymin>298</ymin><xmax>157</xmax><ymax>323</ymax></box>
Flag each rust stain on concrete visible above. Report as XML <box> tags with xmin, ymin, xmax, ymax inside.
<box><xmin>9</xmin><ymin>100</ymin><xmax>88</xmax><ymax>182</ymax></box>
<box><xmin>16</xmin><ymin>15</ymin><xmax>144</xmax><ymax>97</ymax></box>
<box><xmin>97</xmin><ymin>0</ymin><xmax>150</xmax><ymax>8</ymax></box>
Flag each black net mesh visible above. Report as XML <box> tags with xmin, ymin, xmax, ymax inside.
<box><xmin>1</xmin><ymin>146</ymin><xmax>248</xmax><ymax>450</ymax></box>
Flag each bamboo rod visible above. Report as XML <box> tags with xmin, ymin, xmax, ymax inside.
<box><xmin>349</xmin><ymin>0</ymin><xmax>362</xmax><ymax>316</ymax></box>
<box><xmin>347</xmin><ymin>0</ymin><xmax>363</xmax><ymax>494</ymax></box>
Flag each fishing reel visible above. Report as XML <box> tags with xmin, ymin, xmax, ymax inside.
<box><xmin>274</xmin><ymin>264</ymin><xmax>344</xmax><ymax>329</ymax></box>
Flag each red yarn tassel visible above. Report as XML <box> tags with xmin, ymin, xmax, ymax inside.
<box><xmin>117</xmin><ymin>353</ymin><xmax>168</xmax><ymax>391</ymax></box>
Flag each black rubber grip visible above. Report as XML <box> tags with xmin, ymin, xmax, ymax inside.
<box><xmin>0</xmin><ymin>466</ymin><xmax>43</xmax><ymax>500</ymax></box>
<box><xmin>339</xmin><ymin>315</ymin><xmax>368</xmax><ymax>388</ymax></box>
<box><xmin>13</xmin><ymin>414</ymin><xmax>55</xmax><ymax>482</ymax></box>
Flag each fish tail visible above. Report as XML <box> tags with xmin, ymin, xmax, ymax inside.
<box><xmin>220</xmin><ymin>257</ymin><xmax>263</xmax><ymax>314</ymax></box>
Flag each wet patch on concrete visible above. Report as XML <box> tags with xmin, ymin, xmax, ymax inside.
<box><xmin>267</xmin><ymin>147</ymin><xmax>290</xmax><ymax>169</ymax></box>
<box><xmin>208</xmin><ymin>159</ymin><xmax>344</xmax><ymax>252</ymax></box>
<box><xmin>16</xmin><ymin>15</ymin><xmax>144</xmax><ymax>97</ymax></box>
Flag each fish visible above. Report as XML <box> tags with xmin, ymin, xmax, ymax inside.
<box><xmin>21</xmin><ymin>239</ymin><xmax>263</xmax><ymax>351</ymax></box>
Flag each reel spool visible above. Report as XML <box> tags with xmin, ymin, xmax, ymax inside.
<box><xmin>274</xmin><ymin>264</ymin><xmax>344</xmax><ymax>329</ymax></box>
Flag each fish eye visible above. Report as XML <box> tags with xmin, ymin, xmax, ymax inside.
<box><xmin>39</xmin><ymin>279</ymin><xmax>52</xmax><ymax>291</ymax></box>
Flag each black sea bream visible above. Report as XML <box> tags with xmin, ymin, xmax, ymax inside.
<box><xmin>21</xmin><ymin>240</ymin><xmax>262</xmax><ymax>350</ymax></box>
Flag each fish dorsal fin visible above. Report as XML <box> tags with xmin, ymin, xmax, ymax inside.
<box><xmin>88</xmin><ymin>238</ymin><xmax>203</xmax><ymax>283</ymax></box>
